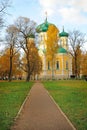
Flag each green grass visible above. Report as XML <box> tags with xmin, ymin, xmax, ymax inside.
<box><xmin>43</xmin><ymin>80</ymin><xmax>87</xmax><ymax>130</ymax></box>
<box><xmin>0</xmin><ymin>81</ymin><xmax>33</xmax><ymax>130</ymax></box>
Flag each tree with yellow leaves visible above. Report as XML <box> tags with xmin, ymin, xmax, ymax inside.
<box><xmin>45</xmin><ymin>24</ymin><xmax>59</xmax><ymax>79</ymax></box>
<box><xmin>6</xmin><ymin>25</ymin><xmax>19</xmax><ymax>81</ymax></box>
<box><xmin>80</xmin><ymin>52</ymin><xmax>87</xmax><ymax>77</ymax></box>
<box><xmin>69</xmin><ymin>29</ymin><xmax>86</xmax><ymax>78</ymax></box>
<box><xmin>72</xmin><ymin>45</ymin><xmax>82</xmax><ymax>77</ymax></box>
<box><xmin>14</xmin><ymin>17</ymin><xmax>37</xmax><ymax>81</ymax></box>
<box><xmin>0</xmin><ymin>48</ymin><xmax>21</xmax><ymax>80</ymax></box>
<box><xmin>21</xmin><ymin>38</ymin><xmax>42</xmax><ymax>81</ymax></box>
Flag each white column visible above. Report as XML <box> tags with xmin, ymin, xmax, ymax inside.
<box><xmin>62</xmin><ymin>54</ymin><xmax>64</xmax><ymax>77</ymax></box>
<box><xmin>43</xmin><ymin>55</ymin><xmax>46</xmax><ymax>78</ymax></box>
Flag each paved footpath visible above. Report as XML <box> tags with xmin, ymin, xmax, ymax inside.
<box><xmin>11</xmin><ymin>82</ymin><xmax>76</xmax><ymax>130</ymax></box>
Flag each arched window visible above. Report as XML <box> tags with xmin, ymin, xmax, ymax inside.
<box><xmin>56</xmin><ymin>61</ymin><xmax>59</xmax><ymax>69</ymax></box>
<box><xmin>66</xmin><ymin>61</ymin><xmax>68</xmax><ymax>70</ymax></box>
<box><xmin>41</xmin><ymin>35</ymin><xmax>43</xmax><ymax>41</ymax></box>
<box><xmin>48</xmin><ymin>61</ymin><xmax>50</xmax><ymax>70</ymax></box>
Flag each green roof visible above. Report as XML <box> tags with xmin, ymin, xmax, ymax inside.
<box><xmin>27</xmin><ymin>33</ymin><xmax>35</xmax><ymax>38</ymax></box>
<box><xmin>57</xmin><ymin>47</ymin><xmax>67</xmax><ymax>54</ymax></box>
<box><xmin>36</xmin><ymin>18</ymin><xmax>55</xmax><ymax>33</ymax></box>
<box><xmin>59</xmin><ymin>28</ymin><xmax>69</xmax><ymax>37</ymax></box>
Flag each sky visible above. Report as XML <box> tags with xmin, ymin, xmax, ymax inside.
<box><xmin>4</xmin><ymin>0</ymin><xmax>87</xmax><ymax>50</ymax></box>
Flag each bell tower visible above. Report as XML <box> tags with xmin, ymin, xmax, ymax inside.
<box><xmin>59</xmin><ymin>27</ymin><xmax>69</xmax><ymax>50</ymax></box>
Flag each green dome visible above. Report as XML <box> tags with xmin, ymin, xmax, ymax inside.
<box><xmin>57</xmin><ymin>47</ymin><xmax>67</xmax><ymax>53</ymax></box>
<box><xmin>36</xmin><ymin>18</ymin><xmax>55</xmax><ymax>33</ymax></box>
<box><xmin>59</xmin><ymin>28</ymin><xmax>69</xmax><ymax>37</ymax></box>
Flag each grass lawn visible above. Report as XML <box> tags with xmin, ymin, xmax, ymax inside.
<box><xmin>43</xmin><ymin>80</ymin><xmax>87</xmax><ymax>130</ymax></box>
<box><xmin>0</xmin><ymin>81</ymin><xmax>33</xmax><ymax>130</ymax></box>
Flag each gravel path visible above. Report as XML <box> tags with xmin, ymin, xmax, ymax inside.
<box><xmin>11</xmin><ymin>82</ymin><xmax>76</xmax><ymax>130</ymax></box>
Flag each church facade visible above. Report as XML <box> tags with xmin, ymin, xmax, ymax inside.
<box><xmin>36</xmin><ymin>18</ymin><xmax>72</xmax><ymax>80</ymax></box>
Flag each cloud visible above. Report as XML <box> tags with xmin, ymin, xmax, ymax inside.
<box><xmin>38</xmin><ymin>0</ymin><xmax>57</xmax><ymax>16</ymax></box>
<box><xmin>59</xmin><ymin>7</ymin><xmax>87</xmax><ymax>24</ymax></box>
<box><xmin>38</xmin><ymin>0</ymin><xmax>87</xmax><ymax>25</ymax></box>
<box><xmin>72</xmin><ymin>0</ymin><xmax>87</xmax><ymax>12</ymax></box>
<box><xmin>39</xmin><ymin>0</ymin><xmax>71</xmax><ymax>8</ymax></box>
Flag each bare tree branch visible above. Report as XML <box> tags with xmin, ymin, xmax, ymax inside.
<box><xmin>69</xmin><ymin>29</ymin><xmax>86</xmax><ymax>77</ymax></box>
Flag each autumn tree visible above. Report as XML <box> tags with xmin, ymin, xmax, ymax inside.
<box><xmin>0</xmin><ymin>48</ymin><xmax>21</xmax><ymax>79</ymax></box>
<box><xmin>80</xmin><ymin>51</ymin><xmax>87</xmax><ymax>77</ymax></box>
<box><xmin>46</xmin><ymin>24</ymin><xmax>59</xmax><ymax>79</ymax></box>
<box><xmin>0</xmin><ymin>50</ymin><xmax>9</xmax><ymax>78</ymax></box>
<box><xmin>21</xmin><ymin>38</ymin><xmax>42</xmax><ymax>80</ymax></box>
<box><xmin>69</xmin><ymin>29</ymin><xmax>86</xmax><ymax>78</ymax></box>
<box><xmin>72</xmin><ymin>46</ymin><xmax>82</xmax><ymax>77</ymax></box>
<box><xmin>5</xmin><ymin>25</ymin><xmax>19</xmax><ymax>81</ymax></box>
<box><xmin>14</xmin><ymin>16</ymin><xmax>39</xmax><ymax>81</ymax></box>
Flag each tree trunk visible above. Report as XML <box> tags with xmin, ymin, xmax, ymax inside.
<box><xmin>26</xmin><ymin>72</ymin><xmax>30</xmax><ymax>82</ymax></box>
<box><xmin>9</xmin><ymin>56</ymin><xmax>12</xmax><ymax>82</ymax></box>
<box><xmin>73</xmin><ymin>52</ymin><xmax>77</xmax><ymax>78</ymax></box>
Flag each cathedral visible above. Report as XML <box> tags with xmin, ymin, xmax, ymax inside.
<box><xmin>36</xmin><ymin>18</ymin><xmax>72</xmax><ymax>80</ymax></box>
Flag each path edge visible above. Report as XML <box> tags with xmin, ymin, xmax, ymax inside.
<box><xmin>44</xmin><ymin>85</ymin><xmax>76</xmax><ymax>130</ymax></box>
<box><xmin>14</xmin><ymin>84</ymin><xmax>33</xmax><ymax>121</ymax></box>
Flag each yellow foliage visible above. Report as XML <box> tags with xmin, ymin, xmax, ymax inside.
<box><xmin>0</xmin><ymin>48</ymin><xmax>21</xmax><ymax>76</ymax></box>
<box><xmin>81</xmin><ymin>52</ymin><xmax>87</xmax><ymax>75</ymax></box>
<box><xmin>46</xmin><ymin>24</ymin><xmax>59</xmax><ymax>61</ymax></box>
<box><xmin>22</xmin><ymin>39</ymin><xmax>42</xmax><ymax>75</ymax></box>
